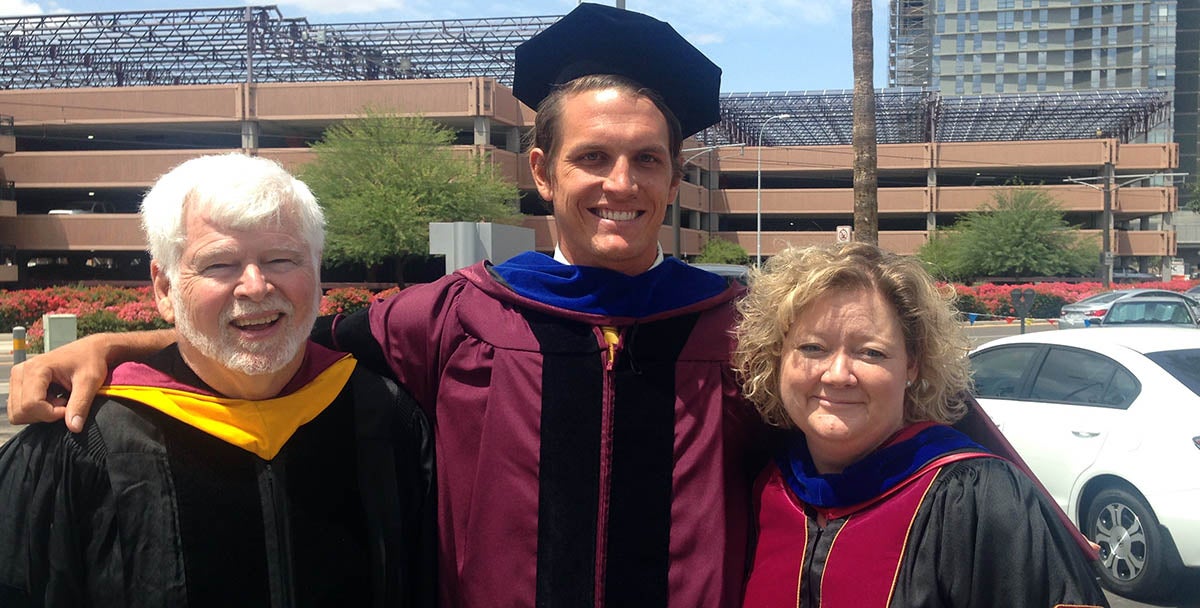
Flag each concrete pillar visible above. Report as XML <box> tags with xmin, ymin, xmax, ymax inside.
<box><xmin>507</xmin><ymin>127</ymin><xmax>522</xmax><ymax>153</ymax></box>
<box><xmin>241</xmin><ymin>121</ymin><xmax>260</xmax><ymax>151</ymax></box>
<box><xmin>42</xmin><ymin>314</ymin><xmax>77</xmax><ymax>352</ymax></box>
<box><xmin>474</xmin><ymin>116</ymin><xmax>491</xmax><ymax>147</ymax></box>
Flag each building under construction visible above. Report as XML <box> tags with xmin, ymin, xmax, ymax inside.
<box><xmin>0</xmin><ymin>5</ymin><xmax>1186</xmax><ymax>285</ymax></box>
<box><xmin>888</xmin><ymin>0</ymin><xmax>1197</xmax><ymax>275</ymax></box>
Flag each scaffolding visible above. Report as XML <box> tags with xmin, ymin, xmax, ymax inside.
<box><xmin>697</xmin><ymin>88</ymin><xmax>1172</xmax><ymax>147</ymax></box>
<box><xmin>0</xmin><ymin>6</ymin><xmax>1173</xmax><ymax>147</ymax></box>
<box><xmin>889</xmin><ymin>0</ymin><xmax>932</xmax><ymax>88</ymax></box>
<box><xmin>0</xmin><ymin>6</ymin><xmax>558</xmax><ymax>89</ymax></box>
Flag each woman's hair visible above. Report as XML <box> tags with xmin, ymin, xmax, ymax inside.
<box><xmin>526</xmin><ymin>73</ymin><xmax>684</xmax><ymax>179</ymax></box>
<box><xmin>140</xmin><ymin>153</ymin><xmax>325</xmax><ymax>280</ymax></box>
<box><xmin>733</xmin><ymin>242</ymin><xmax>972</xmax><ymax>428</ymax></box>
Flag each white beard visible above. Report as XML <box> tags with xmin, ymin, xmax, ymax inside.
<box><xmin>171</xmin><ymin>289</ymin><xmax>315</xmax><ymax>377</ymax></box>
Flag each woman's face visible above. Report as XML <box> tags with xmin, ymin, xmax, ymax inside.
<box><xmin>778</xmin><ymin>286</ymin><xmax>918</xmax><ymax>474</ymax></box>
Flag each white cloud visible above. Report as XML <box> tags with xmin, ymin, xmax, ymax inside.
<box><xmin>0</xmin><ymin>0</ymin><xmax>51</xmax><ymax>17</ymax></box>
<box><xmin>690</xmin><ymin>32</ymin><xmax>725</xmax><ymax>46</ymax></box>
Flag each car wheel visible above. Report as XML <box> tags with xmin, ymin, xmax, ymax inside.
<box><xmin>1084</xmin><ymin>487</ymin><xmax>1178</xmax><ymax>601</ymax></box>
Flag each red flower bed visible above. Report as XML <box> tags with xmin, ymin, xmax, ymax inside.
<box><xmin>4</xmin><ymin>278</ymin><xmax>1197</xmax><ymax>351</ymax></box>
<box><xmin>3</xmin><ymin>284</ymin><xmax>407</xmax><ymax>353</ymax></box>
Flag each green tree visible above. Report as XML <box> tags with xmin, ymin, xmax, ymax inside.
<box><xmin>918</xmin><ymin>187</ymin><xmax>1099</xmax><ymax>280</ymax></box>
<box><xmin>693</xmin><ymin>237</ymin><xmax>750</xmax><ymax>265</ymax></box>
<box><xmin>300</xmin><ymin>110</ymin><xmax>520</xmax><ymax>282</ymax></box>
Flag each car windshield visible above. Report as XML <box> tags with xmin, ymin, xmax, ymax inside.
<box><xmin>1145</xmin><ymin>349</ymin><xmax>1200</xmax><ymax>397</ymax></box>
<box><xmin>1105</xmin><ymin>301</ymin><xmax>1193</xmax><ymax>325</ymax></box>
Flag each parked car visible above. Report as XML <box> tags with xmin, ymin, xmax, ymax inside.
<box><xmin>969</xmin><ymin>327</ymin><xmax>1200</xmax><ymax>600</ymax></box>
<box><xmin>1101</xmin><ymin>296</ymin><xmax>1199</xmax><ymax>327</ymax></box>
<box><xmin>1058</xmin><ymin>288</ymin><xmax>1200</xmax><ymax>329</ymax></box>
<box><xmin>1186</xmin><ymin>284</ymin><xmax>1200</xmax><ymax>298</ymax></box>
<box><xmin>690</xmin><ymin>263</ymin><xmax>749</xmax><ymax>285</ymax></box>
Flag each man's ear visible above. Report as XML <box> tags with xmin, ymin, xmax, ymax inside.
<box><xmin>150</xmin><ymin>261</ymin><xmax>176</xmax><ymax>324</ymax></box>
<box><xmin>530</xmin><ymin>147</ymin><xmax>554</xmax><ymax>203</ymax></box>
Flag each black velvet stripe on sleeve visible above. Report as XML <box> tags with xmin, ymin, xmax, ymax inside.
<box><xmin>604</xmin><ymin>315</ymin><xmax>697</xmax><ymax>608</ymax></box>
<box><xmin>324</xmin><ymin>310</ymin><xmax>394</xmax><ymax>381</ymax></box>
<box><xmin>527</xmin><ymin>312</ymin><xmax>604</xmax><ymax>608</ymax></box>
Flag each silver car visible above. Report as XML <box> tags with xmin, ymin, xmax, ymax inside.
<box><xmin>1058</xmin><ymin>289</ymin><xmax>1200</xmax><ymax>329</ymax></box>
<box><xmin>1101</xmin><ymin>296</ymin><xmax>1199</xmax><ymax>327</ymax></box>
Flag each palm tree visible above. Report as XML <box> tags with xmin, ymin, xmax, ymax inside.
<box><xmin>851</xmin><ymin>0</ymin><xmax>879</xmax><ymax>245</ymax></box>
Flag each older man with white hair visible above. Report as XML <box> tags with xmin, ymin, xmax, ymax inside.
<box><xmin>0</xmin><ymin>153</ymin><xmax>435</xmax><ymax>608</ymax></box>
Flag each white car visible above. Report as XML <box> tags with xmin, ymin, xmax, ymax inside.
<box><xmin>969</xmin><ymin>327</ymin><xmax>1200</xmax><ymax>601</ymax></box>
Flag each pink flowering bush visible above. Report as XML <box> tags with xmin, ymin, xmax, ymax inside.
<box><xmin>8</xmin><ymin>283</ymin><xmax>409</xmax><ymax>352</ymax></box>
<box><xmin>319</xmin><ymin>287</ymin><xmax>375</xmax><ymax>316</ymax></box>
<box><xmin>954</xmin><ymin>279</ymin><xmax>1200</xmax><ymax>321</ymax></box>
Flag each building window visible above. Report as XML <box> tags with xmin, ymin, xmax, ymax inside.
<box><xmin>957</xmin><ymin>34</ymin><xmax>966</xmax><ymax>53</ymax></box>
<box><xmin>955</xmin><ymin>76</ymin><xmax>965</xmax><ymax>94</ymax></box>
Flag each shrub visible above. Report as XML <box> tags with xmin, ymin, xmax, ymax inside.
<box><xmin>11</xmin><ymin>283</ymin><xmax>408</xmax><ymax>353</ymax></box>
<box><xmin>319</xmin><ymin>287</ymin><xmax>375</xmax><ymax>316</ymax></box>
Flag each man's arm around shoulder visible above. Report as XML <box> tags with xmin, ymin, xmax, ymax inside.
<box><xmin>6</xmin><ymin>329</ymin><xmax>176</xmax><ymax>433</ymax></box>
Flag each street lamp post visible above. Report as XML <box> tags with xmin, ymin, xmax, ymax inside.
<box><xmin>757</xmin><ymin>113</ymin><xmax>791</xmax><ymax>266</ymax></box>
<box><xmin>1064</xmin><ymin>170</ymin><xmax>1187</xmax><ymax>289</ymax></box>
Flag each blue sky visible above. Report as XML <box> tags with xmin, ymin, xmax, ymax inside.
<box><xmin>0</xmin><ymin>0</ymin><xmax>892</xmax><ymax>93</ymax></box>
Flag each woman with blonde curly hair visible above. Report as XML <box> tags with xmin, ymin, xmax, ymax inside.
<box><xmin>736</xmin><ymin>242</ymin><xmax>1107</xmax><ymax>608</ymax></box>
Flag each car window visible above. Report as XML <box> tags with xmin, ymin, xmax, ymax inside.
<box><xmin>1146</xmin><ymin>349</ymin><xmax>1200</xmax><ymax>398</ymax></box>
<box><xmin>1029</xmin><ymin>347</ymin><xmax>1133</xmax><ymax>408</ymax></box>
<box><xmin>1102</xmin><ymin>367</ymin><xmax>1140</xmax><ymax>408</ymax></box>
<box><xmin>1105</xmin><ymin>301</ymin><xmax>1191</xmax><ymax>324</ymax></box>
<box><xmin>970</xmin><ymin>345</ymin><xmax>1040</xmax><ymax>398</ymax></box>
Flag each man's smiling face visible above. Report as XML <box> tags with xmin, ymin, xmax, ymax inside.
<box><xmin>531</xmin><ymin>88</ymin><xmax>681</xmax><ymax>276</ymax></box>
